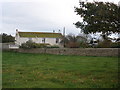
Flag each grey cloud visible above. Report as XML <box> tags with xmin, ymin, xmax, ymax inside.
<box><xmin>1</xmin><ymin>1</ymin><xmax>80</xmax><ymax>35</ymax></box>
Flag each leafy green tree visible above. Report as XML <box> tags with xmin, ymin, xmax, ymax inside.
<box><xmin>1</xmin><ymin>33</ymin><xmax>15</xmax><ymax>43</ymax></box>
<box><xmin>74</xmin><ymin>1</ymin><xmax>120</xmax><ymax>37</ymax></box>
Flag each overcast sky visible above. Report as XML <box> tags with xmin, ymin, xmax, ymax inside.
<box><xmin>0</xmin><ymin>0</ymin><xmax>119</xmax><ymax>36</ymax></box>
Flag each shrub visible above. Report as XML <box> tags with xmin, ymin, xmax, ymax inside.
<box><xmin>36</xmin><ymin>43</ymin><xmax>50</xmax><ymax>48</ymax></box>
<box><xmin>65</xmin><ymin>41</ymin><xmax>90</xmax><ymax>48</ymax></box>
<box><xmin>97</xmin><ymin>40</ymin><xmax>112</xmax><ymax>48</ymax></box>
<box><xmin>79</xmin><ymin>41</ymin><xmax>90</xmax><ymax>48</ymax></box>
<box><xmin>47</xmin><ymin>45</ymin><xmax>60</xmax><ymax>48</ymax></box>
<box><xmin>20</xmin><ymin>40</ymin><xmax>50</xmax><ymax>49</ymax></box>
<box><xmin>20</xmin><ymin>40</ymin><xmax>34</xmax><ymax>49</ymax></box>
<box><xmin>110</xmin><ymin>42</ymin><xmax>120</xmax><ymax>48</ymax></box>
<box><xmin>66</xmin><ymin>42</ymin><xmax>79</xmax><ymax>48</ymax></box>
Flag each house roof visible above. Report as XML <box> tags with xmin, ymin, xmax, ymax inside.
<box><xmin>18</xmin><ymin>32</ymin><xmax>63</xmax><ymax>38</ymax></box>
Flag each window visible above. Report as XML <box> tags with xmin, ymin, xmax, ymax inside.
<box><xmin>29</xmin><ymin>38</ymin><xmax>32</xmax><ymax>41</ymax></box>
<box><xmin>42</xmin><ymin>38</ymin><xmax>45</xmax><ymax>43</ymax></box>
<box><xmin>28</xmin><ymin>38</ymin><xmax>33</xmax><ymax>42</ymax></box>
<box><xmin>56</xmin><ymin>38</ymin><xmax>59</xmax><ymax>43</ymax></box>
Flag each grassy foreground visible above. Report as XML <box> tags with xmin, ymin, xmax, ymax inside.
<box><xmin>2</xmin><ymin>51</ymin><xmax>118</xmax><ymax>88</ymax></box>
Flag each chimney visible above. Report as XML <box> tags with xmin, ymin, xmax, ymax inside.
<box><xmin>53</xmin><ymin>30</ymin><xmax>55</xmax><ymax>33</ymax></box>
<box><xmin>58</xmin><ymin>29</ymin><xmax>61</xmax><ymax>33</ymax></box>
<box><xmin>16</xmin><ymin>29</ymin><xmax>18</xmax><ymax>33</ymax></box>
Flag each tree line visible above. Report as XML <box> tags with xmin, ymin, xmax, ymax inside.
<box><xmin>0</xmin><ymin>33</ymin><xmax>15</xmax><ymax>43</ymax></box>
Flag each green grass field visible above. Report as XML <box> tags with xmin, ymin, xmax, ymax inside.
<box><xmin>2</xmin><ymin>51</ymin><xmax>118</xmax><ymax>88</ymax></box>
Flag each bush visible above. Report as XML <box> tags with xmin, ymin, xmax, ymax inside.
<box><xmin>20</xmin><ymin>40</ymin><xmax>50</xmax><ymax>49</ymax></box>
<box><xmin>79</xmin><ymin>41</ymin><xmax>90</xmax><ymax>48</ymax></box>
<box><xmin>65</xmin><ymin>41</ymin><xmax>90</xmax><ymax>48</ymax></box>
<box><xmin>47</xmin><ymin>45</ymin><xmax>60</xmax><ymax>48</ymax></box>
<box><xmin>66</xmin><ymin>42</ymin><xmax>79</xmax><ymax>48</ymax></box>
<box><xmin>110</xmin><ymin>42</ymin><xmax>120</xmax><ymax>48</ymax></box>
<box><xmin>34</xmin><ymin>43</ymin><xmax>49</xmax><ymax>48</ymax></box>
<box><xmin>90</xmin><ymin>39</ymin><xmax>120</xmax><ymax>48</ymax></box>
<box><xmin>97</xmin><ymin>40</ymin><xmax>112</xmax><ymax>48</ymax></box>
<box><xmin>20</xmin><ymin>40</ymin><xmax>34</xmax><ymax>49</ymax></box>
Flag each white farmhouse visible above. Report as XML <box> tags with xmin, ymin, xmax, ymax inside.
<box><xmin>15</xmin><ymin>29</ymin><xmax>63</xmax><ymax>46</ymax></box>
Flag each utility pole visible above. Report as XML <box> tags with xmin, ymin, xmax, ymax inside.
<box><xmin>63</xmin><ymin>27</ymin><xmax>65</xmax><ymax>36</ymax></box>
<box><xmin>63</xmin><ymin>27</ymin><xmax>65</xmax><ymax>47</ymax></box>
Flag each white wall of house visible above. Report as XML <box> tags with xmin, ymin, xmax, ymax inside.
<box><xmin>45</xmin><ymin>38</ymin><xmax>60</xmax><ymax>45</ymax></box>
<box><xmin>15</xmin><ymin>37</ymin><xmax>61</xmax><ymax>46</ymax></box>
<box><xmin>15</xmin><ymin>30</ymin><xmax>62</xmax><ymax>46</ymax></box>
